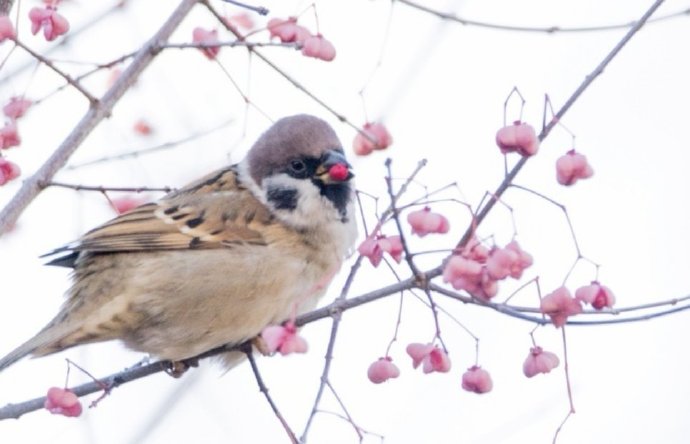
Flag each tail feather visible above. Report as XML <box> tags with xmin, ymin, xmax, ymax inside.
<box><xmin>0</xmin><ymin>336</ymin><xmax>45</xmax><ymax>372</ymax></box>
<box><xmin>0</xmin><ymin>322</ymin><xmax>78</xmax><ymax>372</ymax></box>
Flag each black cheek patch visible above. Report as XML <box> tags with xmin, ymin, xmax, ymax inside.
<box><xmin>266</xmin><ymin>186</ymin><xmax>298</xmax><ymax>211</ymax></box>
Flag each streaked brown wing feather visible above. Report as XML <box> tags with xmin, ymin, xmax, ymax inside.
<box><xmin>49</xmin><ymin>165</ymin><xmax>273</xmax><ymax>255</ymax></box>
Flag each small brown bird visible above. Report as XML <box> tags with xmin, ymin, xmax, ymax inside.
<box><xmin>0</xmin><ymin>114</ymin><xmax>357</xmax><ymax>371</ymax></box>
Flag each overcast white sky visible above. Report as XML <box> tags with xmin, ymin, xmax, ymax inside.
<box><xmin>1</xmin><ymin>0</ymin><xmax>689</xmax><ymax>443</ymax></box>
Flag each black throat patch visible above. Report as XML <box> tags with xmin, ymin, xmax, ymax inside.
<box><xmin>313</xmin><ymin>180</ymin><xmax>351</xmax><ymax>221</ymax></box>
<box><xmin>266</xmin><ymin>186</ymin><xmax>298</xmax><ymax>211</ymax></box>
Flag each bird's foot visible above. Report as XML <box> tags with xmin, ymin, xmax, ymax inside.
<box><xmin>164</xmin><ymin>358</ymin><xmax>198</xmax><ymax>378</ymax></box>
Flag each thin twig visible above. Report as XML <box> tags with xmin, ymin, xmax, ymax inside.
<box><xmin>245</xmin><ymin>347</ymin><xmax>299</xmax><ymax>444</ymax></box>
<box><xmin>45</xmin><ymin>182</ymin><xmax>173</xmax><ymax>193</ymax></box>
<box><xmin>397</xmin><ymin>0</ymin><xmax>686</xmax><ymax>34</ymax></box>
<box><xmin>12</xmin><ymin>40</ymin><xmax>98</xmax><ymax>104</ymax></box>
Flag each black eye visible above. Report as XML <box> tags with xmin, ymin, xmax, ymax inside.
<box><xmin>289</xmin><ymin>159</ymin><xmax>306</xmax><ymax>174</ymax></box>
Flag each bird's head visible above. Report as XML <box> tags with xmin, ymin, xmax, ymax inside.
<box><xmin>243</xmin><ymin>115</ymin><xmax>355</xmax><ymax>228</ymax></box>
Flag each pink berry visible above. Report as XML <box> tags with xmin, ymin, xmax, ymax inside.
<box><xmin>0</xmin><ymin>15</ymin><xmax>16</xmax><ymax>42</ymax></box>
<box><xmin>495</xmin><ymin>121</ymin><xmax>539</xmax><ymax>156</ymax></box>
<box><xmin>301</xmin><ymin>34</ymin><xmax>336</xmax><ymax>61</ymax></box>
<box><xmin>358</xmin><ymin>236</ymin><xmax>383</xmax><ymax>267</ymax></box>
<box><xmin>575</xmin><ymin>281</ymin><xmax>615</xmax><ymax>310</ymax></box>
<box><xmin>267</xmin><ymin>18</ymin><xmax>311</xmax><ymax>44</ymax></box>
<box><xmin>353</xmin><ymin>122</ymin><xmax>393</xmax><ymax>155</ymax></box>
<box><xmin>3</xmin><ymin>97</ymin><xmax>32</xmax><ymax>119</ymax></box>
<box><xmin>110</xmin><ymin>196</ymin><xmax>145</xmax><ymax>215</ymax></box>
<box><xmin>377</xmin><ymin>235</ymin><xmax>403</xmax><ymax>263</ymax></box>
<box><xmin>133</xmin><ymin>119</ymin><xmax>153</xmax><ymax>136</ymax></box>
<box><xmin>261</xmin><ymin>321</ymin><xmax>308</xmax><ymax>355</ymax></box>
<box><xmin>192</xmin><ymin>27</ymin><xmax>220</xmax><ymax>60</ymax></box>
<box><xmin>406</xmin><ymin>207</ymin><xmax>450</xmax><ymax>237</ymax></box>
<box><xmin>367</xmin><ymin>357</ymin><xmax>400</xmax><ymax>384</ymax></box>
<box><xmin>224</xmin><ymin>13</ymin><xmax>254</xmax><ymax>31</ymax></box>
<box><xmin>0</xmin><ymin>157</ymin><xmax>21</xmax><ymax>185</ymax></box>
<box><xmin>29</xmin><ymin>6</ymin><xmax>70</xmax><ymax>41</ymax></box>
<box><xmin>0</xmin><ymin>121</ymin><xmax>20</xmax><ymax>149</ymax></box>
<box><xmin>486</xmin><ymin>241</ymin><xmax>533</xmax><ymax>280</ymax></box>
<box><xmin>540</xmin><ymin>286</ymin><xmax>582</xmax><ymax>328</ymax></box>
<box><xmin>461</xmin><ymin>366</ymin><xmax>493</xmax><ymax>394</ymax></box>
<box><xmin>44</xmin><ymin>387</ymin><xmax>82</xmax><ymax>417</ymax></box>
<box><xmin>523</xmin><ymin>346</ymin><xmax>560</xmax><ymax>378</ymax></box>
<box><xmin>556</xmin><ymin>149</ymin><xmax>594</xmax><ymax>186</ymax></box>
<box><xmin>406</xmin><ymin>343</ymin><xmax>451</xmax><ymax>374</ymax></box>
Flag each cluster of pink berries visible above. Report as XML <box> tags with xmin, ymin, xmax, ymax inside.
<box><xmin>541</xmin><ymin>282</ymin><xmax>615</xmax><ymax>327</ymax></box>
<box><xmin>267</xmin><ymin>17</ymin><xmax>336</xmax><ymax>61</ymax></box>
<box><xmin>443</xmin><ymin>239</ymin><xmax>533</xmax><ymax>301</ymax></box>
<box><xmin>496</xmin><ymin>121</ymin><xmax>594</xmax><ymax>186</ymax></box>
<box><xmin>2</xmin><ymin>9</ymin><xmax>66</xmax><ymax>187</ymax></box>
<box><xmin>0</xmin><ymin>97</ymin><xmax>32</xmax><ymax>186</ymax></box>
<box><xmin>368</xmin><ymin>344</ymin><xmax>493</xmax><ymax>394</ymax></box>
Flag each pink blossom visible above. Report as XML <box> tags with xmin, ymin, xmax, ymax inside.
<box><xmin>575</xmin><ymin>281</ymin><xmax>615</xmax><ymax>310</ymax></box>
<box><xmin>44</xmin><ymin>387</ymin><xmax>82</xmax><ymax>417</ymax></box>
<box><xmin>353</xmin><ymin>122</ymin><xmax>393</xmax><ymax>155</ymax></box>
<box><xmin>267</xmin><ymin>17</ymin><xmax>311</xmax><ymax>44</ymax></box>
<box><xmin>0</xmin><ymin>121</ymin><xmax>20</xmax><ymax>149</ymax></box>
<box><xmin>3</xmin><ymin>97</ymin><xmax>32</xmax><ymax>119</ymax></box>
<box><xmin>192</xmin><ymin>27</ymin><xmax>220</xmax><ymax>60</ymax></box>
<box><xmin>556</xmin><ymin>149</ymin><xmax>594</xmax><ymax>186</ymax></box>
<box><xmin>523</xmin><ymin>346</ymin><xmax>560</xmax><ymax>378</ymax></box>
<box><xmin>0</xmin><ymin>15</ymin><xmax>16</xmax><ymax>42</ymax></box>
<box><xmin>540</xmin><ymin>286</ymin><xmax>582</xmax><ymax>328</ymax></box>
<box><xmin>0</xmin><ymin>157</ymin><xmax>21</xmax><ymax>185</ymax></box>
<box><xmin>261</xmin><ymin>321</ymin><xmax>308</xmax><ymax>355</ymax></box>
<box><xmin>461</xmin><ymin>366</ymin><xmax>493</xmax><ymax>394</ymax></box>
<box><xmin>301</xmin><ymin>34</ymin><xmax>336</xmax><ymax>61</ymax></box>
<box><xmin>406</xmin><ymin>343</ymin><xmax>451</xmax><ymax>374</ymax></box>
<box><xmin>495</xmin><ymin>121</ymin><xmax>539</xmax><ymax>156</ymax></box>
<box><xmin>406</xmin><ymin>207</ymin><xmax>450</xmax><ymax>237</ymax></box>
<box><xmin>110</xmin><ymin>196</ymin><xmax>145</xmax><ymax>215</ymax></box>
<box><xmin>367</xmin><ymin>357</ymin><xmax>400</xmax><ymax>384</ymax></box>
<box><xmin>29</xmin><ymin>6</ymin><xmax>70</xmax><ymax>41</ymax></box>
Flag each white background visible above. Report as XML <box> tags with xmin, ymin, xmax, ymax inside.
<box><xmin>0</xmin><ymin>0</ymin><xmax>689</xmax><ymax>443</ymax></box>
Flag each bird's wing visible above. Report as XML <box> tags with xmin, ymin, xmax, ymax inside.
<box><xmin>44</xmin><ymin>165</ymin><xmax>277</xmax><ymax>264</ymax></box>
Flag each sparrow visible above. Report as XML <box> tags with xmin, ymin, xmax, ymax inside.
<box><xmin>0</xmin><ymin>114</ymin><xmax>357</xmax><ymax>372</ymax></box>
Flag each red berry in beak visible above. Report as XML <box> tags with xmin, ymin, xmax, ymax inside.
<box><xmin>328</xmin><ymin>163</ymin><xmax>350</xmax><ymax>182</ymax></box>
